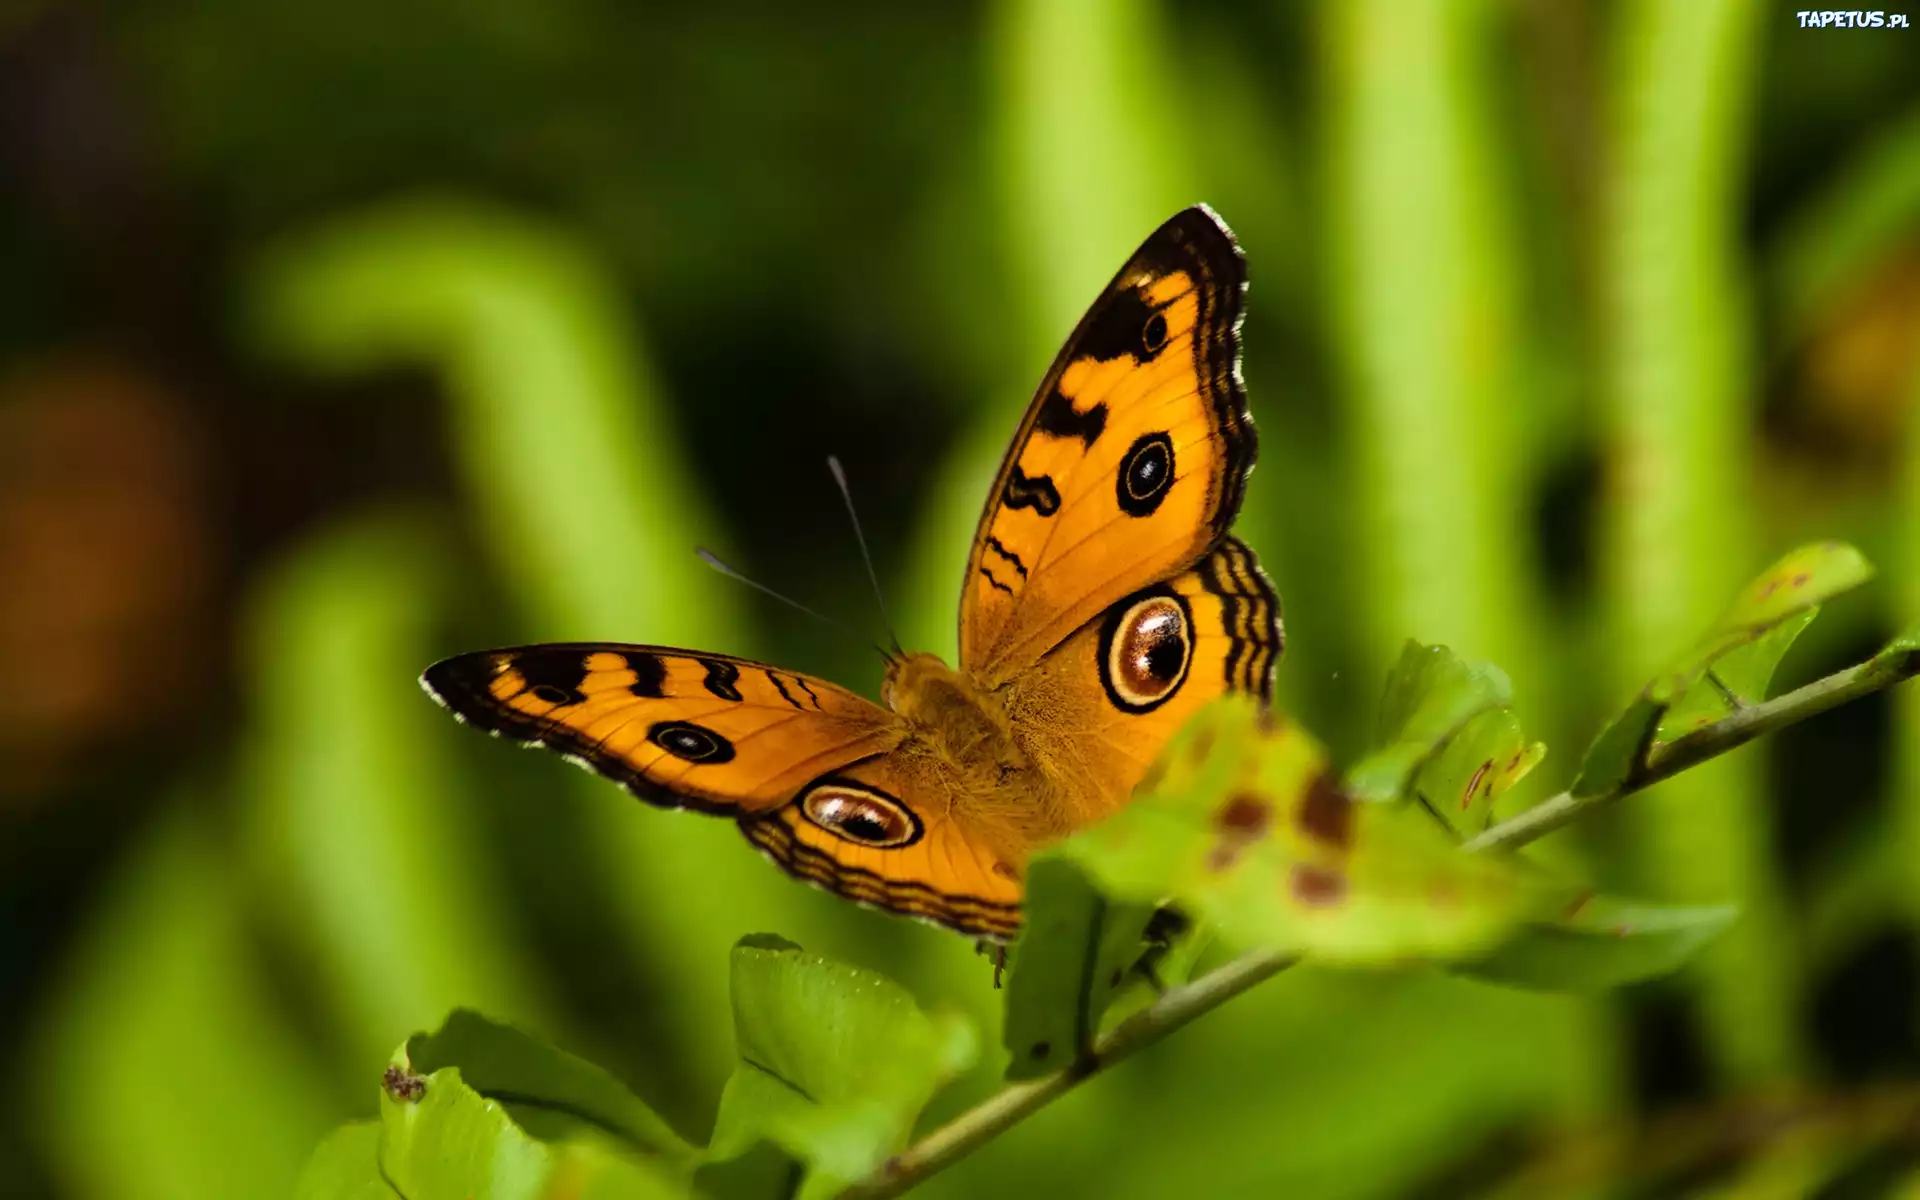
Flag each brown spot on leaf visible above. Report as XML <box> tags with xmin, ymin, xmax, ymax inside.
<box><xmin>1289</xmin><ymin>864</ymin><xmax>1346</xmax><ymax>907</ymax></box>
<box><xmin>1563</xmin><ymin>892</ymin><xmax>1594</xmax><ymax>920</ymax></box>
<box><xmin>1217</xmin><ymin>792</ymin><xmax>1272</xmax><ymax>836</ymax></box>
<box><xmin>382</xmin><ymin>1065</ymin><xmax>426</xmax><ymax>1103</ymax></box>
<box><xmin>1137</xmin><ymin>761</ymin><xmax>1168</xmax><ymax>793</ymax></box>
<box><xmin>1208</xmin><ymin>791</ymin><xmax>1272</xmax><ymax>873</ymax></box>
<box><xmin>1297</xmin><ymin>771</ymin><xmax>1354</xmax><ymax>851</ymax></box>
<box><xmin>1791</xmin><ymin>572</ymin><xmax>1811</xmax><ymax>588</ymax></box>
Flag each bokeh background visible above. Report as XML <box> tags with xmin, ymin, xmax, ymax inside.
<box><xmin>3</xmin><ymin>1</ymin><xmax>1918</xmax><ymax>1195</ymax></box>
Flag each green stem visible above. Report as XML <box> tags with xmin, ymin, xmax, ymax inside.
<box><xmin>840</xmin><ymin>650</ymin><xmax>1920</xmax><ymax>1198</ymax></box>
<box><xmin>841</xmin><ymin>950</ymin><xmax>1297</xmax><ymax>1200</ymax></box>
<box><xmin>1463</xmin><ymin>648</ymin><xmax>1920</xmax><ymax>853</ymax></box>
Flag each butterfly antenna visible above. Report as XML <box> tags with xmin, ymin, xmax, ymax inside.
<box><xmin>695</xmin><ymin>548</ymin><xmax>882</xmax><ymax>657</ymax></box>
<box><xmin>826</xmin><ymin>455</ymin><xmax>904</xmax><ymax>658</ymax></box>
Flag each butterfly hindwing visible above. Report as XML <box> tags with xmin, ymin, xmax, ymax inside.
<box><xmin>962</xmin><ymin>205</ymin><xmax>1254</xmax><ymax>683</ymax></box>
<box><xmin>1009</xmin><ymin>536</ymin><xmax>1282</xmax><ymax>825</ymax></box>
<box><xmin>741</xmin><ymin>752</ymin><xmax>1024</xmax><ymax>939</ymax></box>
<box><xmin>422</xmin><ymin>644</ymin><xmax>1024</xmax><ymax>937</ymax></box>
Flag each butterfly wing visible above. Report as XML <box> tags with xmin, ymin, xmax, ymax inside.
<box><xmin>740</xmin><ymin>751</ymin><xmax>1023</xmax><ymax>939</ymax></box>
<box><xmin>422</xmin><ymin>644</ymin><xmax>901</xmax><ymax>813</ymax></box>
<box><xmin>961</xmin><ymin>205</ymin><xmax>1254</xmax><ymax>684</ymax></box>
<box><xmin>422</xmin><ymin>644</ymin><xmax>1022</xmax><ymax>937</ymax></box>
<box><xmin>1010</xmin><ymin>536</ymin><xmax>1282</xmax><ymax>824</ymax></box>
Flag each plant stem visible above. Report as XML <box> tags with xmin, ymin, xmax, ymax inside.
<box><xmin>842</xmin><ymin>949</ymin><xmax>1297</xmax><ymax>1200</ymax></box>
<box><xmin>840</xmin><ymin>648</ymin><xmax>1919</xmax><ymax>1198</ymax></box>
<box><xmin>1462</xmin><ymin>647</ymin><xmax>1920</xmax><ymax>852</ymax></box>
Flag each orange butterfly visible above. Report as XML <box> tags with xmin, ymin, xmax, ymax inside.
<box><xmin>422</xmin><ymin>206</ymin><xmax>1281</xmax><ymax>939</ymax></box>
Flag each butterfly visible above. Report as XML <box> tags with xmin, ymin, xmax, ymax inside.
<box><xmin>422</xmin><ymin>206</ymin><xmax>1281</xmax><ymax>940</ymax></box>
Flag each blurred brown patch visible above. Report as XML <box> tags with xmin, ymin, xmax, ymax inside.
<box><xmin>1296</xmin><ymin>771</ymin><xmax>1354</xmax><ymax>851</ymax></box>
<box><xmin>1768</xmin><ymin>249</ymin><xmax>1920</xmax><ymax>491</ymax></box>
<box><xmin>1800</xmin><ymin>251</ymin><xmax>1920</xmax><ymax>454</ymax></box>
<box><xmin>1206</xmin><ymin>791</ymin><xmax>1272</xmax><ymax>873</ymax></box>
<box><xmin>0</xmin><ymin>357</ymin><xmax>217</xmax><ymax>805</ymax></box>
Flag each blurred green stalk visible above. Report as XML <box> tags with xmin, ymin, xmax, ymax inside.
<box><xmin>899</xmin><ymin>0</ymin><xmax>1198</xmax><ymax>664</ymax></box>
<box><xmin>1327</xmin><ymin>0</ymin><xmax>1546</xmax><ymax>691</ymax></box>
<box><xmin>249</xmin><ymin>199</ymin><xmax>736</xmax><ymax>641</ymax></box>
<box><xmin>34</xmin><ymin>804</ymin><xmax>337</xmax><ymax>1200</ymax></box>
<box><xmin>239</xmin><ymin>517</ymin><xmax>554</xmax><ymax>1069</ymax></box>
<box><xmin>1601</xmin><ymin>0</ymin><xmax>1801</xmax><ymax>1082</ymax></box>
<box><xmin>1899</xmin><ymin>355</ymin><xmax>1920</xmax><ymax>996</ymax></box>
<box><xmin>250</xmin><ymin>199</ymin><xmax>860</xmax><ymax>1116</ymax></box>
<box><xmin>1322</xmin><ymin>0</ymin><xmax>1614</xmax><ymax>1124</ymax></box>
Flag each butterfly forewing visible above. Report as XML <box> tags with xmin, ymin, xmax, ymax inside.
<box><xmin>961</xmin><ymin>205</ymin><xmax>1255</xmax><ymax>684</ymax></box>
<box><xmin>421</xmin><ymin>645</ymin><xmax>902</xmax><ymax>815</ymax></box>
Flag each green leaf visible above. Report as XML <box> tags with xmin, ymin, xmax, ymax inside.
<box><xmin>1001</xmin><ymin>860</ymin><xmax>1158</xmax><ymax>1081</ymax></box>
<box><xmin>1411</xmin><ymin>707</ymin><xmax>1547</xmax><ymax>833</ymax></box>
<box><xmin>1642</xmin><ymin>542</ymin><xmax>1871</xmax><ymax>707</ymax></box>
<box><xmin>1347</xmin><ymin>642</ymin><xmax>1516</xmax><ymax>805</ymax></box>
<box><xmin>1460</xmin><ymin>896</ymin><xmax>1737</xmax><ymax>991</ymax></box>
<box><xmin>378</xmin><ymin>1039</ymin><xmax>688</xmax><ymax>1200</ymax></box>
<box><xmin>1571</xmin><ymin>696</ymin><xmax>1664</xmax><ymax>797</ymax></box>
<box><xmin>404</xmin><ymin>1010</ymin><xmax>697</xmax><ymax>1169</ymax></box>
<box><xmin>1657</xmin><ymin>610</ymin><xmax>1817</xmax><ymax>742</ymax></box>
<box><xmin>1373</xmin><ymin>641</ymin><xmax>1515</xmax><ymax>744</ymax></box>
<box><xmin>1575</xmin><ymin>542</ymin><xmax>1875</xmax><ymax>793</ymax></box>
<box><xmin>296</xmin><ymin>1123</ymin><xmax>398</xmax><ymax>1200</ymax></box>
<box><xmin>707</xmin><ymin>936</ymin><xmax>975</xmax><ymax>1199</ymax></box>
<box><xmin>1707</xmin><ymin>541</ymin><xmax>1874</xmax><ymax>638</ymax></box>
<box><xmin>1059</xmin><ymin>698</ymin><xmax>1566</xmax><ymax>964</ymax></box>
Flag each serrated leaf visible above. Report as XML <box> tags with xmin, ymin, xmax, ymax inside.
<box><xmin>1372</xmin><ymin>640</ymin><xmax>1514</xmax><ymax>744</ymax></box>
<box><xmin>707</xmin><ymin>936</ymin><xmax>974</xmax><ymax>1200</ymax></box>
<box><xmin>296</xmin><ymin>1123</ymin><xmax>397</xmax><ymax>1200</ymax></box>
<box><xmin>378</xmin><ymin>1041</ymin><xmax>687</xmax><ymax>1200</ymax></box>
<box><xmin>1460</xmin><ymin>897</ymin><xmax>1737</xmax><ymax>991</ymax></box>
<box><xmin>1059</xmin><ymin>698</ymin><xmax>1567</xmax><ymax>964</ymax></box>
<box><xmin>1575</xmin><ymin>542</ymin><xmax>1875</xmax><ymax>792</ymax></box>
<box><xmin>1001</xmin><ymin>860</ymin><xmax>1157</xmax><ymax>1081</ymax></box>
<box><xmin>1347</xmin><ymin>642</ymin><xmax>1515</xmax><ymax>804</ymax></box>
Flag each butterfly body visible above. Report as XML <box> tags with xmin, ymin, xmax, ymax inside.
<box><xmin>424</xmin><ymin>206</ymin><xmax>1282</xmax><ymax>939</ymax></box>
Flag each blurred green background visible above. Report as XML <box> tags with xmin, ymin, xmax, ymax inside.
<box><xmin>3</xmin><ymin>1</ymin><xmax>1918</xmax><ymax>1195</ymax></box>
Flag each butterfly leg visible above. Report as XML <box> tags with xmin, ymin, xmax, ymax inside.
<box><xmin>974</xmin><ymin>938</ymin><xmax>1011</xmax><ymax>988</ymax></box>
